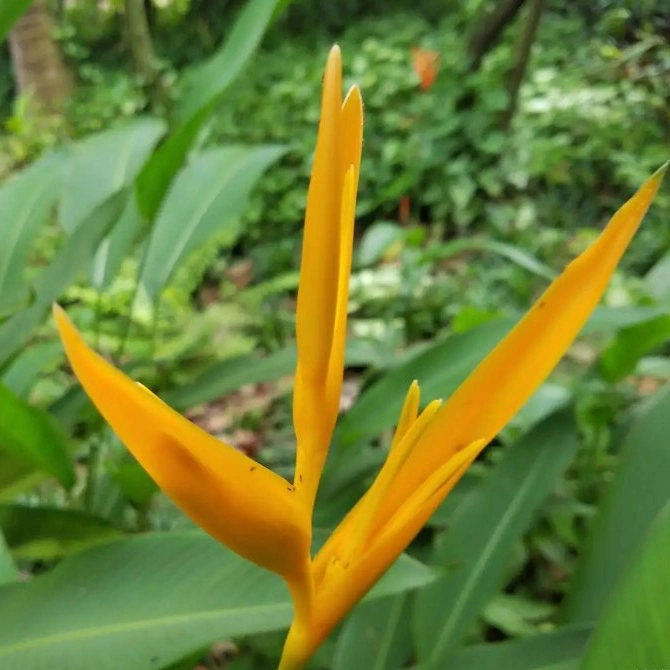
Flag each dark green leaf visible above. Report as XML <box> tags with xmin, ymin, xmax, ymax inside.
<box><xmin>333</xmin><ymin>594</ymin><xmax>413</xmax><ymax>670</ymax></box>
<box><xmin>563</xmin><ymin>386</ymin><xmax>670</xmax><ymax>623</ymax></box>
<box><xmin>135</xmin><ymin>104</ymin><xmax>213</xmax><ymax>220</ymax></box>
<box><xmin>0</xmin><ymin>505</ymin><xmax>123</xmax><ymax>560</ymax></box>
<box><xmin>437</xmin><ymin>625</ymin><xmax>590</xmax><ymax>670</ymax></box>
<box><xmin>0</xmin><ymin>0</ymin><xmax>32</xmax><ymax>43</ymax></box>
<box><xmin>0</xmin><ymin>383</ymin><xmax>74</xmax><ymax>489</ymax></box>
<box><xmin>581</xmin><ymin>501</ymin><xmax>670</xmax><ymax>670</ymax></box>
<box><xmin>599</xmin><ymin>314</ymin><xmax>670</xmax><ymax>382</ymax></box>
<box><xmin>413</xmin><ymin>411</ymin><xmax>578</xmax><ymax>666</ymax></box>
<box><xmin>0</xmin><ymin>531</ymin><xmax>17</xmax><ymax>587</ymax></box>
<box><xmin>174</xmin><ymin>0</ymin><xmax>286</xmax><ymax>125</ymax></box>
<box><xmin>336</xmin><ymin>318</ymin><xmax>516</xmax><ymax>448</ymax></box>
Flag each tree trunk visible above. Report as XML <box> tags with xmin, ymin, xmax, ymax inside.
<box><xmin>8</xmin><ymin>0</ymin><xmax>71</xmax><ymax>114</ymax></box>
<box><xmin>124</xmin><ymin>0</ymin><xmax>160</xmax><ymax>85</ymax></box>
<box><xmin>468</xmin><ymin>0</ymin><xmax>529</xmax><ymax>71</ymax></box>
<box><xmin>500</xmin><ymin>0</ymin><xmax>545</xmax><ymax>130</ymax></box>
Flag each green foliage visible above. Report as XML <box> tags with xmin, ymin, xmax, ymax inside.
<box><xmin>0</xmin><ymin>531</ymin><xmax>433</xmax><ymax>670</ymax></box>
<box><xmin>1</xmin><ymin>2</ymin><xmax>670</xmax><ymax>669</ymax></box>
<box><xmin>580</xmin><ymin>501</ymin><xmax>670</xmax><ymax>669</ymax></box>
<box><xmin>209</xmin><ymin>10</ymin><xmax>669</xmax><ymax>279</ymax></box>
<box><xmin>414</xmin><ymin>412</ymin><xmax>578</xmax><ymax>665</ymax></box>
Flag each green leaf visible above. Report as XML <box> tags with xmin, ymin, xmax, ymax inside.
<box><xmin>165</xmin><ymin>346</ymin><xmax>297</xmax><ymax>410</ymax></box>
<box><xmin>0</xmin><ymin>505</ymin><xmax>123</xmax><ymax>560</ymax></box>
<box><xmin>139</xmin><ymin>145</ymin><xmax>284</xmax><ymax>301</ymax></box>
<box><xmin>59</xmin><ymin>119</ymin><xmax>165</xmax><ymax>232</ymax></box>
<box><xmin>135</xmin><ymin>104</ymin><xmax>213</xmax><ymax>221</ymax></box>
<box><xmin>563</xmin><ymin>386</ymin><xmax>670</xmax><ymax>623</ymax></box>
<box><xmin>333</xmin><ymin>594</ymin><xmax>413</xmax><ymax>670</ymax></box>
<box><xmin>0</xmin><ymin>531</ymin><xmax>17</xmax><ymax>587</ymax></box>
<box><xmin>166</xmin><ymin>338</ymin><xmax>388</xmax><ymax>413</ymax></box>
<box><xmin>0</xmin><ymin>531</ymin><xmax>434</xmax><ymax>670</ymax></box>
<box><xmin>2</xmin><ymin>342</ymin><xmax>63</xmax><ymax>397</ymax></box>
<box><xmin>0</xmin><ymin>192</ymin><xmax>124</xmax><ymax>367</ymax></box>
<box><xmin>413</xmin><ymin>411</ymin><xmax>578</xmax><ymax>666</ymax></box>
<box><xmin>599</xmin><ymin>314</ymin><xmax>670</xmax><ymax>382</ymax></box>
<box><xmin>91</xmin><ymin>193</ymin><xmax>145</xmax><ymax>290</ymax></box>
<box><xmin>0</xmin><ymin>0</ymin><xmax>32</xmax><ymax>43</ymax></box>
<box><xmin>356</xmin><ymin>221</ymin><xmax>405</xmax><ymax>267</ymax></box>
<box><xmin>336</xmin><ymin>318</ymin><xmax>516</xmax><ymax>448</ymax></box>
<box><xmin>645</xmin><ymin>250</ymin><xmax>670</xmax><ymax>301</ymax></box>
<box><xmin>0</xmin><ymin>452</ymin><xmax>41</xmax><ymax>501</ymax></box>
<box><xmin>0</xmin><ymin>152</ymin><xmax>63</xmax><ymax>313</ymax></box>
<box><xmin>581</xmin><ymin>305</ymin><xmax>668</xmax><ymax>335</ymax></box>
<box><xmin>110</xmin><ymin>459</ymin><xmax>158</xmax><ymax>507</ymax></box>
<box><xmin>424</xmin><ymin>238</ymin><xmax>555</xmax><ymax>281</ymax></box>
<box><xmin>174</xmin><ymin>0</ymin><xmax>286</xmax><ymax>125</ymax></box>
<box><xmin>581</xmin><ymin>501</ymin><xmax>670</xmax><ymax>670</ymax></box>
<box><xmin>440</xmin><ymin>625</ymin><xmax>591</xmax><ymax>670</ymax></box>
<box><xmin>0</xmin><ymin>383</ymin><xmax>74</xmax><ymax>488</ymax></box>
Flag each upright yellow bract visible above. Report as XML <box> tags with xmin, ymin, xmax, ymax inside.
<box><xmin>54</xmin><ymin>46</ymin><xmax>666</xmax><ymax>669</ymax></box>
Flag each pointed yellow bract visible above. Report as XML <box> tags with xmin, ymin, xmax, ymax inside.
<box><xmin>54</xmin><ymin>43</ymin><xmax>667</xmax><ymax>670</ymax></box>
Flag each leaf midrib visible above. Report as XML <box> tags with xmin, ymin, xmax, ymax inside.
<box><xmin>427</xmin><ymin>452</ymin><xmax>547</xmax><ymax>664</ymax></box>
<box><xmin>0</xmin><ymin>601</ymin><xmax>290</xmax><ymax>658</ymax></box>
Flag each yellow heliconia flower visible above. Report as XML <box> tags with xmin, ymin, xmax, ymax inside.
<box><xmin>54</xmin><ymin>45</ymin><xmax>665</xmax><ymax>670</ymax></box>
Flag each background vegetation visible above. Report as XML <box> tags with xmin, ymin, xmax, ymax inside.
<box><xmin>0</xmin><ymin>0</ymin><xmax>669</xmax><ymax>668</ymax></box>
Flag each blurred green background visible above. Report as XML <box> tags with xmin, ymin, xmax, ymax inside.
<box><xmin>0</xmin><ymin>0</ymin><xmax>669</xmax><ymax>668</ymax></box>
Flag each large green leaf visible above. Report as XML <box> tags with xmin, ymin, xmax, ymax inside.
<box><xmin>413</xmin><ymin>411</ymin><xmax>578</xmax><ymax>667</ymax></box>
<box><xmin>333</xmin><ymin>594</ymin><xmax>413</xmax><ymax>670</ymax></box>
<box><xmin>0</xmin><ymin>152</ymin><xmax>63</xmax><ymax>314</ymax></box>
<box><xmin>0</xmin><ymin>383</ymin><xmax>74</xmax><ymax>489</ymax></box>
<box><xmin>336</xmin><ymin>318</ymin><xmax>516</xmax><ymax>447</ymax></box>
<box><xmin>581</xmin><ymin>501</ymin><xmax>670</xmax><ymax>670</ymax></box>
<box><xmin>441</xmin><ymin>625</ymin><xmax>591</xmax><ymax>670</ymax></box>
<box><xmin>139</xmin><ymin>145</ymin><xmax>284</xmax><ymax>301</ymax></box>
<box><xmin>0</xmin><ymin>531</ymin><xmax>434</xmax><ymax>670</ymax></box>
<box><xmin>0</xmin><ymin>0</ymin><xmax>32</xmax><ymax>43</ymax></box>
<box><xmin>563</xmin><ymin>386</ymin><xmax>670</xmax><ymax>623</ymax></box>
<box><xmin>174</xmin><ymin>0</ymin><xmax>285</xmax><ymax>125</ymax></box>
<box><xmin>59</xmin><ymin>119</ymin><xmax>165</xmax><ymax>232</ymax></box>
<box><xmin>0</xmin><ymin>193</ymin><xmax>124</xmax><ymax>367</ymax></box>
<box><xmin>0</xmin><ymin>505</ymin><xmax>123</xmax><ymax>560</ymax></box>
